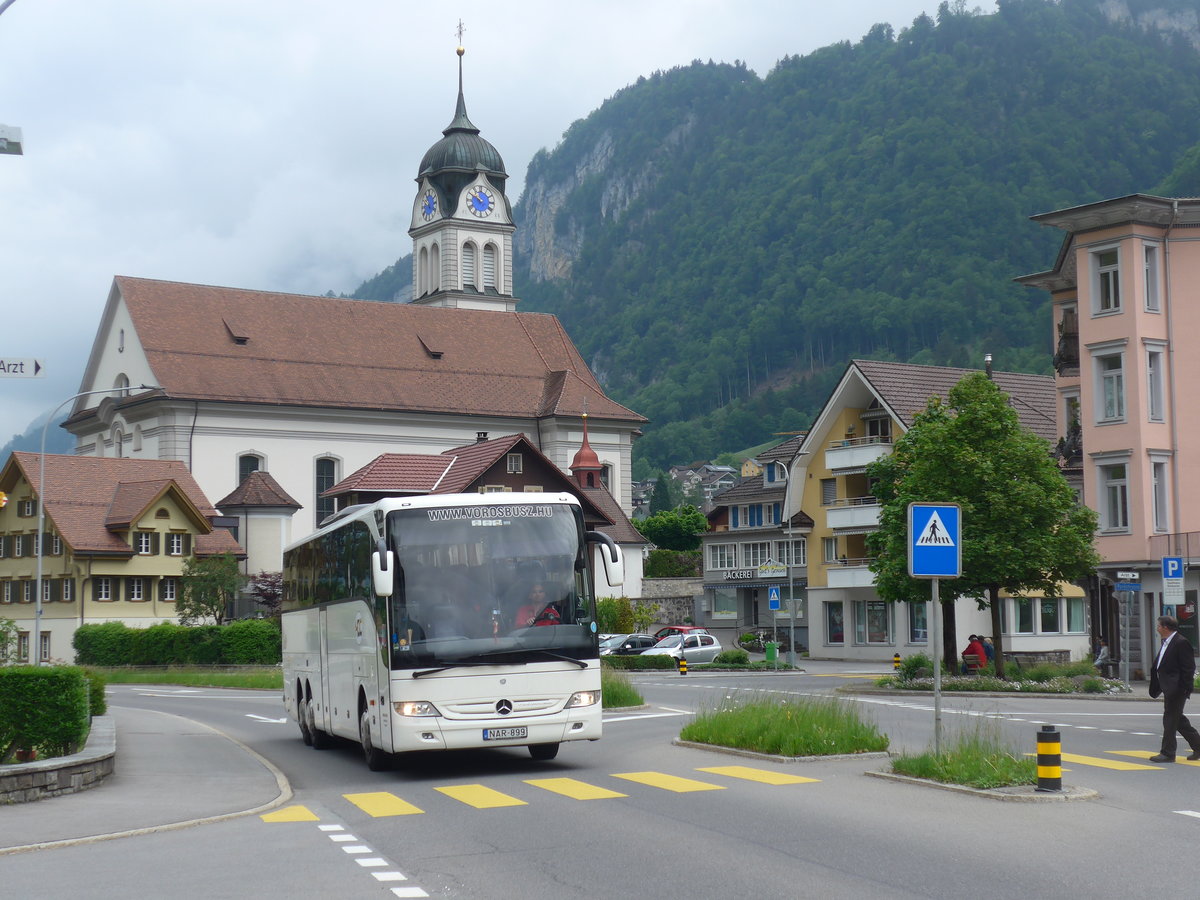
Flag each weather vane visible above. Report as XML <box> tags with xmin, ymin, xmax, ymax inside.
<box><xmin>455</xmin><ymin>19</ymin><xmax>466</xmax><ymax>47</ymax></box>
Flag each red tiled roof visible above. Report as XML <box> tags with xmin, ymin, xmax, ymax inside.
<box><xmin>101</xmin><ymin>276</ymin><xmax>646</xmax><ymax>424</ymax></box>
<box><xmin>217</xmin><ymin>471</ymin><xmax>302</xmax><ymax>508</ymax></box>
<box><xmin>850</xmin><ymin>359</ymin><xmax>1057</xmax><ymax>443</ymax></box>
<box><xmin>323</xmin><ymin>454</ymin><xmax>458</xmax><ymax>496</ymax></box>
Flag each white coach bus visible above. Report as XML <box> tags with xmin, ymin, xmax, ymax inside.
<box><xmin>281</xmin><ymin>493</ymin><xmax>623</xmax><ymax>770</ymax></box>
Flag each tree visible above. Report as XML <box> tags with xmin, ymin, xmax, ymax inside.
<box><xmin>246</xmin><ymin>571</ymin><xmax>283</xmax><ymax>618</ymax></box>
<box><xmin>0</xmin><ymin>617</ymin><xmax>17</xmax><ymax>664</ymax></box>
<box><xmin>866</xmin><ymin>372</ymin><xmax>1099</xmax><ymax>678</ymax></box>
<box><xmin>639</xmin><ymin>505</ymin><xmax>709</xmax><ymax>551</ymax></box>
<box><xmin>178</xmin><ymin>554</ymin><xmax>244</xmax><ymax>626</ymax></box>
<box><xmin>648</xmin><ymin>474</ymin><xmax>674</xmax><ymax>514</ymax></box>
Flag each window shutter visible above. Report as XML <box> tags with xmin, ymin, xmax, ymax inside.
<box><xmin>774</xmin><ymin>502</ymin><xmax>781</xmax><ymax>524</ymax></box>
<box><xmin>731</xmin><ymin>506</ymin><xmax>739</xmax><ymax>528</ymax></box>
<box><xmin>183</xmin><ymin>534</ymin><xmax>192</xmax><ymax>556</ymax></box>
<box><xmin>50</xmin><ymin>580</ymin><xmax>61</xmax><ymax>602</ymax></box>
<box><xmin>462</xmin><ymin>243</ymin><xmax>476</xmax><ymax>287</ymax></box>
<box><xmin>482</xmin><ymin>245</ymin><xmax>496</xmax><ymax>288</ymax></box>
<box><xmin>151</xmin><ymin>533</ymin><xmax>161</xmax><ymax>555</ymax></box>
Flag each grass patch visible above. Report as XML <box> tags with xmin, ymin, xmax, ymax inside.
<box><xmin>891</xmin><ymin>721</ymin><xmax>1036</xmax><ymax>789</ymax></box>
<box><xmin>601</xmin><ymin>667</ymin><xmax>643</xmax><ymax>708</ymax></box>
<box><xmin>883</xmin><ymin>654</ymin><xmax>1130</xmax><ymax>694</ymax></box>
<box><xmin>679</xmin><ymin>694</ymin><xmax>888</xmax><ymax>757</ymax></box>
<box><xmin>86</xmin><ymin>666</ymin><xmax>282</xmax><ymax>690</ymax></box>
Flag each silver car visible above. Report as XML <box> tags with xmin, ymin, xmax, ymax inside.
<box><xmin>641</xmin><ymin>632</ymin><xmax>722</xmax><ymax>664</ymax></box>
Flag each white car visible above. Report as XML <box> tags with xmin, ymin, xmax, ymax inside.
<box><xmin>640</xmin><ymin>632</ymin><xmax>722</xmax><ymax>664</ymax></box>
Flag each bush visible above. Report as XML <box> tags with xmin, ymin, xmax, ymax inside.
<box><xmin>681</xmin><ymin>694</ymin><xmax>889</xmax><ymax>757</ymax></box>
<box><xmin>714</xmin><ymin>648</ymin><xmax>750</xmax><ymax>665</ymax></box>
<box><xmin>643</xmin><ymin>549</ymin><xmax>702</xmax><ymax>577</ymax></box>
<box><xmin>74</xmin><ymin>622</ymin><xmax>134</xmax><ymax>667</ymax></box>
<box><xmin>82</xmin><ymin>669</ymin><xmax>107</xmax><ymax>716</ymax></box>
<box><xmin>897</xmin><ymin>652</ymin><xmax>934</xmax><ymax>681</ymax></box>
<box><xmin>0</xmin><ymin>666</ymin><xmax>90</xmax><ymax>761</ymax></box>
<box><xmin>601</xmin><ymin>668</ymin><xmax>643</xmax><ymax>708</ymax></box>
<box><xmin>601</xmin><ymin>654</ymin><xmax>678</xmax><ymax>670</ymax></box>
<box><xmin>221</xmin><ymin>619</ymin><xmax>281</xmax><ymax>664</ymax></box>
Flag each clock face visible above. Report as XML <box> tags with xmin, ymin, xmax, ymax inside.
<box><xmin>420</xmin><ymin>189</ymin><xmax>437</xmax><ymax>221</ymax></box>
<box><xmin>466</xmin><ymin>185</ymin><xmax>495</xmax><ymax>218</ymax></box>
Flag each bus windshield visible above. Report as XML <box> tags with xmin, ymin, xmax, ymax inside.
<box><xmin>385</xmin><ymin>502</ymin><xmax>598</xmax><ymax>670</ymax></box>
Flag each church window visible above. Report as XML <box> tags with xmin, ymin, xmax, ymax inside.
<box><xmin>483</xmin><ymin>244</ymin><xmax>497</xmax><ymax>289</ymax></box>
<box><xmin>418</xmin><ymin>247</ymin><xmax>429</xmax><ymax>296</ymax></box>
<box><xmin>429</xmin><ymin>243</ymin><xmax>440</xmax><ymax>292</ymax></box>
<box><xmin>238</xmin><ymin>454</ymin><xmax>262</xmax><ymax>483</ymax></box>
<box><xmin>462</xmin><ymin>242</ymin><xmax>477</xmax><ymax>288</ymax></box>
<box><xmin>315</xmin><ymin>457</ymin><xmax>338</xmax><ymax>525</ymax></box>
<box><xmin>113</xmin><ymin>373</ymin><xmax>130</xmax><ymax>397</ymax></box>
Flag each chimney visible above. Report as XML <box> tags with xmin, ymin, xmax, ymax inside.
<box><xmin>476</xmin><ymin>431</ymin><xmax>489</xmax><ymax>443</ymax></box>
<box><xmin>984</xmin><ymin>353</ymin><xmax>993</xmax><ymax>380</ymax></box>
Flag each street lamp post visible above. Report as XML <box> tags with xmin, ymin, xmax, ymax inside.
<box><xmin>33</xmin><ymin>385</ymin><xmax>159</xmax><ymax>664</ymax></box>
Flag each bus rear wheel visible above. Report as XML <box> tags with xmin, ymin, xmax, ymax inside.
<box><xmin>297</xmin><ymin>697</ymin><xmax>313</xmax><ymax>746</ymax></box>
<box><xmin>360</xmin><ymin>708</ymin><xmax>390</xmax><ymax>772</ymax></box>
<box><xmin>306</xmin><ymin>698</ymin><xmax>332</xmax><ymax>750</ymax></box>
<box><xmin>528</xmin><ymin>742</ymin><xmax>560</xmax><ymax>761</ymax></box>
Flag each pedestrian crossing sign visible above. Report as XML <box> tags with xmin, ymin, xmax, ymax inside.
<box><xmin>908</xmin><ymin>502</ymin><xmax>961</xmax><ymax>579</ymax></box>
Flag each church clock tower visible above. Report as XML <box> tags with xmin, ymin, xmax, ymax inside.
<box><xmin>409</xmin><ymin>45</ymin><xmax>515</xmax><ymax>311</ymax></box>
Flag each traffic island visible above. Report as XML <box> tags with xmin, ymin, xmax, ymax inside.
<box><xmin>866</xmin><ymin>769</ymin><xmax>1098</xmax><ymax>801</ymax></box>
<box><xmin>0</xmin><ymin>715</ymin><xmax>114</xmax><ymax>804</ymax></box>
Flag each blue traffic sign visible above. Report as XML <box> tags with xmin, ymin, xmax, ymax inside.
<box><xmin>768</xmin><ymin>585</ymin><xmax>781</xmax><ymax>610</ymax></box>
<box><xmin>908</xmin><ymin>503</ymin><xmax>961</xmax><ymax>579</ymax></box>
<box><xmin>1163</xmin><ymin>557</ymin><xmax>1184</xmax><ymax>579</ymax></box>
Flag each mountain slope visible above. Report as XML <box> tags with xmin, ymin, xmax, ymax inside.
<box><xmin>357</xmin><ymin>0</ymin><xmax>1200</xmax><ymax>471</ymax></box>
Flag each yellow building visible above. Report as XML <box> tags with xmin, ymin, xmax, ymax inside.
<box><xmin>0</xmin><ymin>452</ymin><xmax>244</xmax><ymax>662</ymax></box>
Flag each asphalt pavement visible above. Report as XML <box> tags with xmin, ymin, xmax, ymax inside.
<box><xmin>1</xmin><ymin>705</ymin><xmax>290</xmax><ymax>855</ymax></box>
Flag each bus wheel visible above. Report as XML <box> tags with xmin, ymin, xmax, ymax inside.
<box><xmin>297</xmin><ymin>696</ymin><xmax>313</xmax><ymax>746</ymax></box>
<box><xmin>360</xmin><ymin>708</ymin><xmax>390</xmax><ymax>772</ymax></box>
<box><xmin>307</xmin><ymin>698</ymin><xmax>332</xmax><ymax>750</ymax></box>
<box><xmin>528</xmin><ymin>742</ymin><xmax>559</xmax><ymax>761</ymax></box>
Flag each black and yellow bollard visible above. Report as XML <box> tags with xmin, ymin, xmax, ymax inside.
<box><xmin>1036</xmin><ymin>725</ymin><xmax>1062</xmax><ymax>792</ymax></box>
<box><xmin>893</xmin><ymin>652</ymin><xmax>901</xmax><ymax>670</ymax></box>
<box><xmin>678</xmin><ymin>657</ymin><xmax>688</xmax><ymax>676</ymax></box>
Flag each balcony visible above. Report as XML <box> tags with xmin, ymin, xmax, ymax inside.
<box><xmin>825</xmin><ymin>496</ymin><xmax>881</xmax><ymax>531</ymax></box>
<box><xmin>825</xmin><ymin>436</ymin><xmax>891</xmax><ymax>472</ymax></box>
<box><xmin>1053</xmin><ymin>310</ymin><xmax>1079</xmax><ymax>376</ymax></box>
<box><xmin>825</xmin><ymin>558</ymin><xmax>876</xmax><ymax>589</ymax></box>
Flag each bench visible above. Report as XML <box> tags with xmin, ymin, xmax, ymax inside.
<box><xmin>961</xmin><ymin>652</ymin><xmax>983</xmax><ymax>675</ymax></box>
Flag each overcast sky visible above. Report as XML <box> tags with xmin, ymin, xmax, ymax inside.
<box><xmin>0</xmin><ymin>0</ymin><xmax>996</xmax><ymax>437</ymax></box>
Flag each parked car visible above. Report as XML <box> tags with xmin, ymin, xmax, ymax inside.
<box><xmin>599</xmin><ymin>633</ymin><xmax>632</xmax><ymax>653</ymax></box>
<box><xmin>642</xmin><ymin>632</ymin><xmax>723</xmax><ymax>664</ymax></box>
<box><xmin>652</xmin><ymin>625</ymin><xmax>709</xmax><ymax>641</ymax></box>
<box><xmin>601</xmin><ymin>634</ymin><xmax>660</xmax><ymax>656</ymax></box>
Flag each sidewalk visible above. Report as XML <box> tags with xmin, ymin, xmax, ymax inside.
<box><xmin>1</xmin><ymin>705</ymin><xmax>290</xmax><ymax>855</ymax></box>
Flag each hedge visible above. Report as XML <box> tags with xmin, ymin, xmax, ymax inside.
<box><xmin>74</xmin><ymin>620</ymin><xmax>281</xmax><ymax>666</ymax></box>
<box><xmin>0</xmin><ymin>666</ymin><xmax>90</xmax><ymax>762</ymax></box>
<box><xmin>601</xmin><ymin>654</ymin><xmax>678</xmax><ymax>670</ymax></box>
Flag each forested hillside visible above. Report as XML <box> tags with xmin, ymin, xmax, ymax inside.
<box><xmin>356</xmin><ymin>0</ymin><xmax>1200</xmax><ymax>473</ymax></box>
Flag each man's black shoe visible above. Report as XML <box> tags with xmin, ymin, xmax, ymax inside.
<box><xmin>1150</xmin><ymin>753</ymin><xmax>1176</xmax><ymax>762</ymax></box>
<box><xmin>1187</xmin><ymin>751</ymin><xmax>1200</xmax><ymax>761</ymax></box>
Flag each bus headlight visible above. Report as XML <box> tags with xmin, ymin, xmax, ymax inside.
<box><xmin>394</xmin><ymin>700</ymin><xmax>441</xmax><ymax>717</ymax></box>
<box><xmin>566</xmin><ymin>691</ymin><xmax>599</xmax><ymax>708</ymax></box>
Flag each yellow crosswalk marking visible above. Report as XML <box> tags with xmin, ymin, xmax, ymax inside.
<box><xmin>611</xmin><ymin>771</ymin><xmax>726</xmax><ymax>793</ymax></box>
<box><xmin>436</xmin><ymin>784</ymin><xmax>528</xmax><ymax>808</ymax></box>
<box><xmin>697</xmin><ymin>765</ymin><xmax>820</xmax><ymax>785</ymax></box>
<box><xmin>524</xmin><ymin>777</ymin><xmax>628</xmax><ymax>800</ymax></box>
<box><xmin>261</xmin><ymin>805</ymin><xmax>320</xmax><ymax>822</ymax></box>
<box><xmin>1109</xmin><ymin>750</ymin><xmax>1200</xmax><ymax>768</ymax></box>
<box><xmin>1059</xmin><ymin>752</ymin><xmax>1161</xmax><ymax>771</ymax></box>
<box><xmin>344</xmin><ymin>792</ymin><xmax>425</xmax><ymax>817</ymax></box>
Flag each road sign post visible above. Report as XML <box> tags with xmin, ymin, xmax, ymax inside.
<box><xmin>908</xmin><ymin>503</ymin><xmax>962</xmax><ymax>756</ymax></box>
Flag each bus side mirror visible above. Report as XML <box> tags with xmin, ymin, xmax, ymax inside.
<box><xmin>585</xmin><ymin>530</ymin><xmax>624</xmax><ymax>588</ymax></box>
<box><xmin>372</xmin><ymin>547</ymin><xmax>395</xmax><ymax>597</ymax></box>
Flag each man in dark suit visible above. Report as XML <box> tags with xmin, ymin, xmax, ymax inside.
<box><xmin>1149</xmin><ymin>615</ymin><xmax>1200</xmax><ymax>762</ymax></box>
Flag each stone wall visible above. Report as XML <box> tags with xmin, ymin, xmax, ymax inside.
<box><xmin>637</xmin><ymin>577</ymin><xmax>702</xmax><ymax>625</ymax></box>
<box><xmin>0</xmin><ymin>715</ymin><xmax>114</xmax><ymax>804</ymax></box>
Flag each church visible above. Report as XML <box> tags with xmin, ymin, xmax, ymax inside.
<box><xmin>62</xmin><ymin>46</ymin><xmax>647</xmax><ymax>595</ymax></box>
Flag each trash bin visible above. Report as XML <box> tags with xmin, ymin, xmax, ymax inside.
<box><xmin>765</xmin><ymin>642</ymin><xmax>779</xmax><ymax>663</ymax></box>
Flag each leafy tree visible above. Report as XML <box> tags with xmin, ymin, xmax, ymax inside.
<box><xmin>246</xmin><ymin>571</ymin><xmax>283</xmax><ymax>618</ymax></box>
<box><xmin>866</xmin><ymin>373</ymin><xmax>1099</xmax><ymax>678</ymax></box>
<box><xmin>0</xmin><ymin>617</ymin><xmax>17</xmax><ymax>664</ymax></box>
<box><xmin>178</xmin><ymin>554</ymin><xmax>244</xmax><ymax>626</ymax></box>
<box><xmin>639</xmin><ymin>505</ymin><xmax>709</xmax><ymax>551</ymax></box>
<box><xmin>648</xmin><ymin>475</ymin><xmax>674</xmax><ymax>514</ymax></box>
<box><xmin>632</xmin><ymin>602</ymin><xmax>661</xmax><ymax>633</ymax></box>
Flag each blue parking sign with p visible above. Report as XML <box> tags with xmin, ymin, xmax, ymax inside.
<box><xmin>908</xmin><ymin>503</ymin><xmax>962</xmax><ymax>579</ymax></box>
<box><xmin>1164</xmin><ymin>557</ymin><xmax>1183</xmax><ymax>579</ymax></box>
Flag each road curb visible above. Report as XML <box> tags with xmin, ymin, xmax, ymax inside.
<box><xmin>865</xmin><ymin>769</ymin><xmax>1099</xmax><ymax>801</ymax></box>
<box><xmin>672</xmin><ymin>738</ymin><xmax>891</xmax><ymax>764</ymax></box>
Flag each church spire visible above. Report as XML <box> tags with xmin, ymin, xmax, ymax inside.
<box><xmin>444</xmin><ymin>37</ymin><xmax>479</xmax><ymax>135</ymax></box>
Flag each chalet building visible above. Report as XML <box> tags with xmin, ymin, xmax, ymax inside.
<box><xmin>698</xmin><ymin>436</ymin><xmax>812</xmax><ymax>651</ymax></box>
<box><xmin>1019</xmin><ymin>194</ymin><xmax>1200</xmax><ymax>673</ymax></box>
<box><xmin>60</xmin><ymin>50</ymin><xmax>646</xmax><ymax>587</ymax></box>
<box><xmin>0</xmin><ymin>453</ymin><xmax>243</xmax><ymax>661</ymax></box>
<box><xmin>783</xmin><ymin>360</ymin><xmax>1090</xmax><ymax>664</ymax></box>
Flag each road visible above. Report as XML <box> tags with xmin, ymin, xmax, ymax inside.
<box><xmin>5</xmin><ymin>669</ymin><xmax>1199</xmax><ymax>899</ymax></box>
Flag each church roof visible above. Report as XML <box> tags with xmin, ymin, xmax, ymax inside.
<box><xmin>418</xmin><ymin>82</ymin><xmax>506</xmax><ymax>183</ymax></box>
<box><xmin>78</xmin><ymin>276</ymin><xmax>645</xmax><ymax>425</ymax></box>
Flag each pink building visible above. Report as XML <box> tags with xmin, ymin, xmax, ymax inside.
<box><xmin>1020</xmin><ymin>194</ymin><xmax>1200</xmax><ymax>673</ymax></box>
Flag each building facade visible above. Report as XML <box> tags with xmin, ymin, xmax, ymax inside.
<box><xmin>0</xmin><ymin>453</ymin><xmax>243</xmax><ymax>661</ymax></box>
<box><xmin>1020</xmin><ymin>194</ymin><xmax>1200</xmax><ymax>673</ymax></box>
